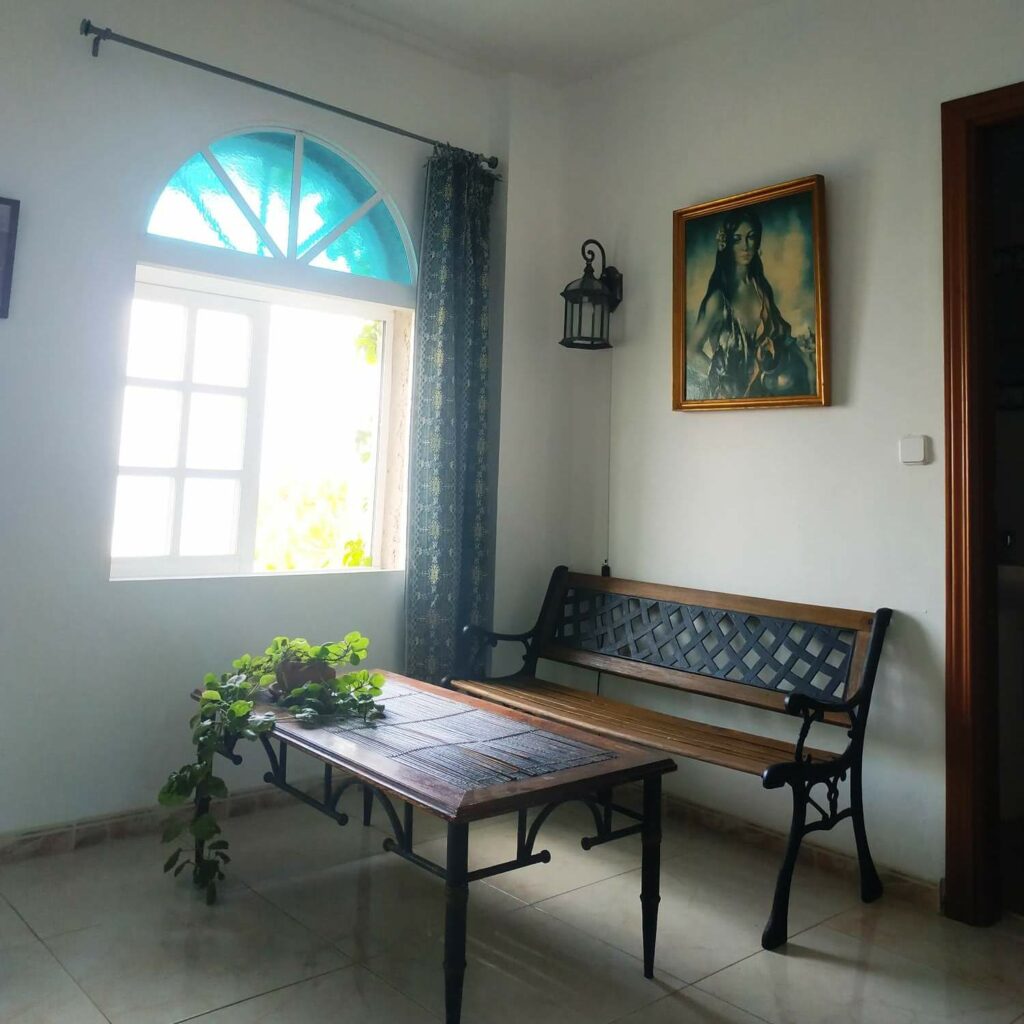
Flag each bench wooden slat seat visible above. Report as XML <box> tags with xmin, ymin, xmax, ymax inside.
<box><xmin>447</xmin><ymin>566</ymin><xmax>892</xmax><ymax>951</ymax></box>
<box><xmin>454</xmin><ymin>678</ymin><xmax>837</xmax><ymax>776</ymax></box>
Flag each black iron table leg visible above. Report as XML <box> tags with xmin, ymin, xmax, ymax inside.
<box><xmin>444</xmin><ymin>822</ymin><xmax>470</xmax><ymax>1024</ymax></box>
<box><xmin>640</xmin><ymin>773</ymin><xmax>662</xmax><ymax>979</ymax></box>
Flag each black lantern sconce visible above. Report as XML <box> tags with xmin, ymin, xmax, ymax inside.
<box><xmin>559</xmin><ymin>239</ymin><xmax>622</xmax><ymax>350</ymax></box>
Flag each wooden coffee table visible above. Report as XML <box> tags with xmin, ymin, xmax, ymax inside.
<box><xmin>210</xmin><ymin>673</ymin><xmax>676</xmax><ymax>1024</ymax></box>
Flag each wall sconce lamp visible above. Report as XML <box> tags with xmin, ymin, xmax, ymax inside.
<box><xmin>559</xmin><ymin>238</ymin><xmax>622</xmax><ymax>350</ymax></box>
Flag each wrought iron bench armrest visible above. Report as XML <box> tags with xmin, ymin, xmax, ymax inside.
<box><xmin>445</xmin><ymin>623</ymin><xmax>538</xmax><ymax>685</ymax></box>
<box><xmin>783</xmin><ymin>692</ymin><xmax>859</xmax><ymax>719</ymax></box>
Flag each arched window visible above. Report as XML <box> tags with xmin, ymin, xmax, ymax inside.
<box><xmin>147</xmin><ymin>129</ymin><xmax>414</xmax><ymax>285</ymax></box>
<box><xmin>111</xmin><ymin>129</ymin><xmax>415</xmax><ymax>581</ymax></box>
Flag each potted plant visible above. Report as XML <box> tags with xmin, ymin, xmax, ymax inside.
<box><xmin>158</xmin><ymin>633</ymin><xmax>384</xmax><ymax>903</ymax></box>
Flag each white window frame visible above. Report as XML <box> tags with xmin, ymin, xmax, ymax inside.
<box><xmin>111</xmin><ymin>264</ymin><xmax>404</xmax><ymax>581</ymax></box>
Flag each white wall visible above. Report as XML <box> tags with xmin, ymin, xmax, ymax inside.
<box><xmin>558</xmin><ymin>0</ymin><xmax>1024</xmax><ymax>881</ymax></box>
<box><xmin>0</xmin><ymin>0</ymin><xmax>504</xmax><ymax>833</ymax></box>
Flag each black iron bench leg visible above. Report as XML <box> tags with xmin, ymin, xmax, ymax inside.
<box><xmin>851</xmin><ymin>764</ymin><xmax>883</xmax><ymax>903</ymax></box>
<box><xmin>362</xmin><ymin>785</ymin><xmax>374</xmax><ymax>827</ymax></box>
<box><xmin>640</xmin><ymin>773</ymin><xmax>662</xmax><ymax>978</ymax></box>
<box><xmin>762</xmin><ymin>783</ymin><xmax>807</xmax><ymax>950</ymax></box>
<box><xmin>444</xmin><ymin>822</ymin><xmax>470</xmax><ymax>1024</ymax></box>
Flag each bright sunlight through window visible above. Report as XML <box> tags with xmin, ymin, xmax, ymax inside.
<box><xmin>110</xmin><ymin>271</ymin><xmax>412</xmax><ymax>579</ymax></box>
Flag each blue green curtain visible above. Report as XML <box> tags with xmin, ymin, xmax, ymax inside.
<box><xmin>406</xmin><ymin>145</ymin><xmax>497</xmax><ymax>682</ymax></box>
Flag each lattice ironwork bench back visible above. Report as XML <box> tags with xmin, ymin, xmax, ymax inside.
<box><xmin>534</xmin><ymin>569</ymin><xmax>883</xmax><ymax>723</ymax></box>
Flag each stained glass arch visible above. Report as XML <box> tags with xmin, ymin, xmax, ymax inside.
<box><xmin>147</xmin><ymin>129</ymin><xmax>415</xmax><ymax>286</ymax></box>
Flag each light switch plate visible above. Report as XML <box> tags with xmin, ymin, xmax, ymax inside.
<box><xmin>899</xmin><ymin>435</ymin><xmax>928</xmax><ymax>465</ymax></box>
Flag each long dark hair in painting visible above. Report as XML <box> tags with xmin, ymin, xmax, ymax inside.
<box><xmin>697</xmin><ymin>208</ymin><xmax>791</xmax><ymax>345</ymax></box>
<box><xmin>694</xmin><ymin>206</ymin><xmax>809</xmax><ymax>398</ymax></box>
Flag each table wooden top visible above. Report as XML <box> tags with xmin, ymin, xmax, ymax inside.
<box><xmin>260</xmin><ymin>672</ymin><xmax>676</xmax><ymax>822</ymax></box>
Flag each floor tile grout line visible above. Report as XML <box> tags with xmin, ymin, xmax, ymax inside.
<box><xmin>525</xmin><ymin>901</ymin><xmax>687</xmax><ymax>990</ymax></box>
<box><xmin>32</xmin><ymin>928</ymin><xmax>116</xmax><ymax>1023</ymax></box>
<box><xmin>240</xmin><ymin>876</ymin><xmax>355</xmax><ymax>953</ymax></box>
<box><xmin>481</xmin><ymin>842</ymin><xmax>689</xmax><ymax>908</ymax></box>
<box><xmin>0</xmin><ymin>890</ymin><xmax>115</xmax><ymax>1023</ymax></box>
<box><xmin>602</xmin><ymin>983</ymin><xmax>777</xmax><ymax>1024</ymax></box>
<box><xmin>169</xmin><ymin>964</ymin><xmax>353</xmax><ymax>1023</ymax></box>
<box><xmin>360</xmin><ymin>957</ymin><xmax>445</xmax><ymax>1022</ymax></box>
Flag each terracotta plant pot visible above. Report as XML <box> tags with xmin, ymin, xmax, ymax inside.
<box><xmin>270</xmin><ymin>658</ymin><xmax>336</xmax><ymax>700</ymax></box>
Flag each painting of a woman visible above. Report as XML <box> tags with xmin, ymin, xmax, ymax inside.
<box><xmin>673</xmin><ymin>175</ymin><xmax>829</xmax><ymax>410</ymax></box>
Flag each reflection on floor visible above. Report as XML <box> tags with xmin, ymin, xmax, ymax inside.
<box><xmin>2</xmin><ymin>793</ymin><xmax>1023</xmax><ymax>1023</ymax></box>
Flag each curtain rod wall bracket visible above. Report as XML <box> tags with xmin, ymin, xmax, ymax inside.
<box><xmin>77</xmin><ymin>17</ymin><xmax>499</xmax><ymax>169</ymax></box>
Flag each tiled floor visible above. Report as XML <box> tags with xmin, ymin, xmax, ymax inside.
<box><xmin>2</xmin><ymin>794</ymin><xmax>1023</xmax><ymax>1023</ymax></box>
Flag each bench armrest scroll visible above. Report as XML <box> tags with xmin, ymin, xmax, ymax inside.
<box><xmin>783</xmin><ymin>692</ymin><xmax>858</xmax><ymax>718</ymax></box>
<box><xmin>449</xmin><ymin>622</ymin><xmax>538</xmax><ymax>683</ymax></box>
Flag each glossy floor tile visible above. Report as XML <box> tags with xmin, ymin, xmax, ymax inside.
<box><xmin>613</xmin><ymin>986</ymin><xmax>769</xmax><ymax>1023</ymax></box>
<box><xmin>0</xmin><ymin>940</ymin><xmax>108</xmax><ymax>1023</ymax></box>
<box><xmin>255</xmin><ymin>844</ymin><xmax>525</xmax><ymax>960</ymax></box>
<box><xmin>47</xmin><ymin>887</ymin><xmax>348</xmax><ymax>1024</ymax></box>
<box><xmin>191</xmin><ymin>964</ymin><xmax>435</xmax><ymax>1022</ymax></box>
<box><xmin>5</xmin><ymin>802</ymin><xmax>1024</xmax><ymax>1024</ymax></box>
<box><xmin>365</xmin><ymin>905</ymin><xmax>683</xmax><ymax>1024</ymax></box>
<box><xmin>0</xmin><ymin>829</ymin><xmax>247</xmax><ymax>939</ymax></box>
<box><xmin>535</xmin><ymin>829</ymin><xmax>858</xmax><ymax>983</ymax></box>
<box><xmin>698</xmin><ymin>920</ymin><xmax>1023</xmax><ymax>1024</ymax></box>
<box><xmin>0</xmin><ymin>892</ymin><xmax>36</xmax><ymax>950</ymax></box>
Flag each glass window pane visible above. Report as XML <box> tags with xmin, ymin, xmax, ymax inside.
<box><xmin>298</xmin><ymin>138</ymin><xmax>377</xmax><ymax>257</ymax></box>
<box><xmin>119</xmin><ymin>386</ymin><xmax>182</xmax><ymax>468</ymax></box>
<box><xmin>308</xmin><ymin>200</ymin><xmax>411</xmax><ymax>283</ymax></box>
<box><xmin>111</xmin><ymin>475</ymin><xmax>174</xmax><ymax>557</ymax></box>
<box><xmin>185</xmin><ymin>394</ymin><xmax>247</xmax><ymax>470</ymax></box>
<box><xmin>127</xmin><ymin>299</ymin><xmax>187</xmax><ymax>380</ymax></box>
<box><xmin>208</xmin><ymin>132</ymin><xmax>294</xmax><ymax>255</ymax></box>
<box><xmin>254</xmin><ymin>305</ymin><xmax>383</xmax><ymax>572</ymax></box>
<box><xmin>147</xmin><ymin>152</ymin><xmax>266</xmax><ymax>256</ymax></box>
<box><xmin>193</xmin><ymin>309</ymin><xmax>252</xmax><ymax>387</ymax></box>
<box><xmin>179</xmin><ymin>477</ymin><xmax>240</xmax><ymax>556</ymax></box>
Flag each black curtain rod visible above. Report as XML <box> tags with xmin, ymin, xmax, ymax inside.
<box><xmin>78</xmin><ymin>19</ymin><xmax>499</xmax><ymax>169</ymax></box>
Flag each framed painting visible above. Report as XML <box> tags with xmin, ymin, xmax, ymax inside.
<box><xmin>0</xmin><ymin>197</ymin><xmax>20</xmax><ymax>319</ymax></box>
<box><xmin>672</xmin><ymin>174</ymin><xmax>829</xmax><ymax>410</ymax></box>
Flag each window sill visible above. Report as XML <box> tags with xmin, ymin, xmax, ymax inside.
<box><xmin>108</xmin><ymin>566</ymin><xmax>405</xmax><ymax>583</ymax></box>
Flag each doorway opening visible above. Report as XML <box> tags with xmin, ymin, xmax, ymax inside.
<box><xmin>943</xmin><ymin>80</ymin><xmax>1024</xmax><ymax>925</ymax></box>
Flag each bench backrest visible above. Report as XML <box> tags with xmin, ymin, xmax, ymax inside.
<box><xmin>534</xmin><ymin>568</ymin><xmax>887</xmax><ymax>725</ymax></box>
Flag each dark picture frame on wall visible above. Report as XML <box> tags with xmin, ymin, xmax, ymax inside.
<box><xmin>0</xmin><ymin>197</ymin><xmax>21</xmax><ymax>319</ymax></box>
<box><xmin>672</xmin><ymin>174</ymin><xmax>830</xmax><ymax>410</ymax></box>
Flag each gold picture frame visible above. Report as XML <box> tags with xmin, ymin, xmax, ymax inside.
<box><xmin>672</xmin><ymin>174</ymin><xmax>830</xmax><ymax>410</ymax></box>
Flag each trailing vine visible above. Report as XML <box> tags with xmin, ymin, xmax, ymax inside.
<box><xmin>159</xmin><ymin>633</ymin><xmax>385</xmax><ymax>904</ymax></box>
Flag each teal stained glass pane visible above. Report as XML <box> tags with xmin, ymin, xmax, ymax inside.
<box><xmin>209</xmin><ymin>132</ymin><xmax>294</xmax><ymax>255</ymax></box>
<box><xmin>298</xmin><ymin>138</ymin><xmax>377</xmax><ymax>257</ymax></box>
<box><xmin>309</xmin><ymin>199</ymin><xmax>412</xmax><ymax>283</ymax></box>
<box><xmin>148</xmin><ymin>152</ymin><xmax>264</xmax><ymax>255</ymax></box>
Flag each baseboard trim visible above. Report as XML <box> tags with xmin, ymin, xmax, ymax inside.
<box><xmin>659</xmin><ymin>790</ymin><xmax>940</xmax><ymax>912</ymax></box>
<box><xmin>0</xmin><ymin>778</ymin><xmax>940</xmax><ymax>912</ymax></box>
<box><xmin>0</xmin><ymin>776</ymin><xmax>324</xmax><ymax>865</ymax></box>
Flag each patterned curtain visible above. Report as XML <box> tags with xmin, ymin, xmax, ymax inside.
<box><xmin>406</xmin><ymin>145</ymin><xmax>497</xmax><ymax>682</ymax></box>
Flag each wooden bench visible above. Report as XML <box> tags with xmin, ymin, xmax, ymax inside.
<box><xmin>448</xmin><ymin>566</ymin><xmax>892</xmax><ymax>949</ymax></box>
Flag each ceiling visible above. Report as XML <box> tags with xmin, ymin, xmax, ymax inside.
<box><xmin>293</xmin><ymin>0</ymin><xmax>778</xmax><ymax>83</ymax></box>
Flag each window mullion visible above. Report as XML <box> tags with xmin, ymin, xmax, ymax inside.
<box><xmin>202</xmin><ymin>148</ymin><xmax>285</xmax><ymax>260</ymax></box>
<box><xmin>298</xmin><ymin>192</ymin><xmax>383</xmax><ymax>266</ymax></box>
<box><xmin>236</xmin><ymin>302</ymin><xmax>270</xmax><ymax>572</ymax></box>
<box><xmin>170</xmin><ymin>307</ymin><xmax>197</xmax><ymax>556</ymax></box>
<box><xmin>287</xmin><ymin>133</ymin><xmax>303</xmax><ymax>261</ymax></box>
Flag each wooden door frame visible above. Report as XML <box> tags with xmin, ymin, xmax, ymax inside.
<box><xmin>943</xmin><ymin>80</ymin><xmax>1024</xmax><ymax>925</ymax></box>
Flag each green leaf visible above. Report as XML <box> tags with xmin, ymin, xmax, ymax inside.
<box><xmin>173</xmin><ymin>860</ymin><xmax>189</xmax><ymax>877</ymax></box>
<box><xmin>229</xmin><ymin>700</ymin><xmax>254</xmax><ymax>718</ymax></box>
<box><xmin>205</xmin><ymin>776</ymin><xmax>229</xmax><ymax>799</ymax></box>
<box><xmin>189</xmin><ymin>814</ymin><xmax>221</xmax><ymax>841</ymax></box>
<box><xmin>163</xmin><ymin>848</ymin><xmax>182</xmax><ymax>873</ymax></box>
<box><xmin>207</xmin><ymin>839</ymin><xmax>229</xmax><ymax>851</ymax></box>
<box><xmin>200</xmin><ymin>690</ymin><xmax>221</xmax><ymax>702</ymax></box>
